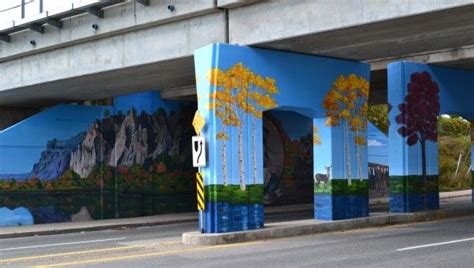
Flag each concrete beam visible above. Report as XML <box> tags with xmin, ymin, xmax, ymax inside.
<box><xmin>0</xmin><ymin>0</ymin><xmax>218</xmax><ymax>62</ymax></box>
<box><xmin>217</xmin><ymin>0</ymin><xmax>262</xmax><ymax>9</ymax></box>
<box><xmin>136</xmin><ymin>0</ymin><xmax>150</xmax><ymax>6</ymax></box>
<box><xmin>369</xmin><ymin>45</ymin><xmax>474</xmax><ymax>71</ymax></box>
<box><xmin>228</xmin><ymin>0</ymin><xmax>474</xmax><ymax>46</ymax></box>
<box><xmin>28</xmin><ymin>24</ymin><xmax>45</xmax><ymax>34</ymax></box>
<box><xmin>0</xmin><ymin>34</ymin><xmax>10</xmax><ymax>43</ymax></box>
<box><xmin>0</xmin><ymin>9</ymin><xmax>226</xmax><ymax>106</ymax></box>
<box><xmin>46</xmin><ymin>18</ymin><xmax>64</xmax><ymax>29</ymax></box>
<box><xmin>160</xmin><ymin>86</ymin><xmax>196</xmax><ymax>100</ymax></box>
<box><xmin>85</xmin><ymin>6</ymin><xmax>104</xmax><ymax>18</ymax></box>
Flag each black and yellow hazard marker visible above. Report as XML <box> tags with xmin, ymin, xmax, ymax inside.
<box><xmin>196</xmin><ymin>172</ymin><xmax>205</xmax><ymax>211</ymax></box>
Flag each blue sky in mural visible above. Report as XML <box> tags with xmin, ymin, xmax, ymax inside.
<box><xmin>0</xmin><ymin>91</ymin><xmax>183</xmax><ymax>176</ymax></box>
<box><xmin>0</xmin><ymin>105</ymin><xmax>106</xmax><ymax>174</ymax></box>
<box><xmin>313</xmin><ymin>118</ymin><xmax>332</xmax><ymax>176</ymax></box>
<box><xmin>114</xmin><ymin>91</ymin><xmax>180</xmax><ymax>115</ymax></box>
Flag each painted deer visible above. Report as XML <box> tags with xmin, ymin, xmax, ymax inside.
<box><xmin>314</xmin><ymin>165</ymin><xmax>331</xmax><ymax>188</ymax></box>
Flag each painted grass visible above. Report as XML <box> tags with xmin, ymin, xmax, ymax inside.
<box><xmin>314</xmin><ymin>179</ymin><xmax>368</xmax><ymax>196</ymax></box>
<box><xmin>389</xmin><ymin>175</ymin><xmax>439</xmax><ymax>194</ymax></box>
<box><xmin>204</xmin><ymin>184</ymin><xmax>263</xmax><ymax>205</ymax></box>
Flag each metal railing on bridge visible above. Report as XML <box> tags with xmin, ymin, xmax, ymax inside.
<box><xmin>0</xmin><ymin>0</ymin><xmax>150</xmax><ymax>43</ymax></box>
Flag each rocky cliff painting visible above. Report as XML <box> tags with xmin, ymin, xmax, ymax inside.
<box><xmin>0</xmin><ymin>92</ymin><xmax>196</xmax><ymax>226</ymax></box>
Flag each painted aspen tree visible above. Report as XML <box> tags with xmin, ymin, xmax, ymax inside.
<box><xmin>208</xmin><ymin>63</ymin><xmax>278</xmax><ymax>191</ymax></box>
<box><xmin>208</xmin><ymin>70</ymin><xmax>240</xmax><ymax>186</ymax></box>
<box><xmin>323</xmin><ymin>74</ymin><xmax>369</xmax><ymax>185</ymax></box>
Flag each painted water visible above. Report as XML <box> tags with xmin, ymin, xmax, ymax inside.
<box><xmin>204</xmin><ymin>202</ymin><xmax>264</xmax><ymax>233</ymax></box>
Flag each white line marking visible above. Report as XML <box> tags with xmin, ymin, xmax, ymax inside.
<box><xmin>397</xmin><ymin>237</ymin><xmax>474</xmax><ymax>251</ymax></box>
<box><xmin>0</xmin><ymin>237</ymin><xmax>127</xmax><ymax>252</ymax></box>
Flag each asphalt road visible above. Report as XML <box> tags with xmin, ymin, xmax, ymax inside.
<box><xmin>1</xmin><ymin>199</ymin><xmax>474</xmax><ymax>267</ymax></box>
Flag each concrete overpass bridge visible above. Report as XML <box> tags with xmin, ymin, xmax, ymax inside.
<box><xmin>2</xmin><ymin>0</ymin><xmax>474</xmax><ymax>110</ymax></box>
<box><xmin>1</xmin><ymin>0</ymin><xmax>474</xmax><ymax>233</ymax></box>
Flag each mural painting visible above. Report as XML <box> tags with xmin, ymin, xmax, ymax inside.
<box><xmin>0</xmin><ymin>92</ymin><xmax>196</xmax><ymax>226</ymax></box>
<box><xmin>204</xmin><ymin>62</ymin><xmax>279</xmax><ymax>232</ymax></box>
<box><xmin>314</xmin><ymin>74</ymin><xmax>370</xmax><ymax>220</ymax></box>
<box><xmin>263</xmin><ymin>111</ymin><xmax>313</xmax><ymax>205</ymax></box>
<box><xmin>393</xmin><ymin>71</ymin><xmax>440</xmax><ymax>211</ymax></box>
<box><xmin>194</xmin><ymin>43</ymin><xmax>370</xmax><ymax>232</ymax></box>
<box><xmin>388</xmin><ymin>61</ymin><xmax>474</xmax><ymax>212</ymax></box>
<box><xmin>471</xmin><ymin>121</ymin><xmax>474</xmax><ymax>202</ymax></box>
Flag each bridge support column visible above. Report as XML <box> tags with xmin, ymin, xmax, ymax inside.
<box><xmin>388</xmin><ymin>65</ymin><xmax>440</xmax><ymax>212</ymax></box>
<box><xmin>471</xmin><ymin>123</ymin><xmax>474</xmax><ymax>203</ymax></box>
<box><xmin>313</xmin><ymin>117</ymin><xmax>369</xmax><ymax>220</ymax></box>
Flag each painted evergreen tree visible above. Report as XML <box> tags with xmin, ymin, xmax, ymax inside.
<box><xmin>395</xmin><ymin>71</ymin><xmax>440</xmax><ymax>184</ymax></box>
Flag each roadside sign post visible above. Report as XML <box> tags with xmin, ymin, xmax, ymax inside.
<box><xmin>192</xmin><ymin>111</ymin><xmax>206</xmax><ymax>233</ymax></box>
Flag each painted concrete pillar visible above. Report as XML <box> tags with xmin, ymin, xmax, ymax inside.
<box><xmin>471</xmin><ymin>123</ymin><xmax>474</xmax><ymax>203</ymax></box>
<box><xmin>388</xmin><ymin>63</ymin><xmax>440</xmax><ymax>212</ymax></box>
<box><xmin>313</xmin><ymin>117</ymin><xmax>369</xmax><ymax>220</ymax></box>
<box><xmin>194</xmin><ymin>47</ymin><xmax>267</xmax><ymax>233</ymax></box>
<box><xmin>194</xmin><ymin>43</ymin><xmax>370</xmax><ymax>232</ymax></box>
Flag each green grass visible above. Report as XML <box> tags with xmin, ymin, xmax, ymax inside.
<box><xmin>204</xmin><ymin>184</ymin><xmax>263</xmax><ymax>205</ymax></box>
<box><xmin>314</xmin><ymin>179</ymin><xmax>368</xmax><ymax>196</ymax></box>
<box><xmin>389</xmin><ymin>175</ymin><xmax>439</xmax><ymax>194</ymax></box>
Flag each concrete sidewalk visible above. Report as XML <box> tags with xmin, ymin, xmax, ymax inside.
<box><xmin>0</xmin><ymin>190</ymin><xmax>471</xmax><ymax>240</ymax></box>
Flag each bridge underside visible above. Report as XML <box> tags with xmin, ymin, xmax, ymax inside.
<box><xmin>2</xmin><ymin>4</ymin><xmax>474</xmax><ymax>108</ymax></box>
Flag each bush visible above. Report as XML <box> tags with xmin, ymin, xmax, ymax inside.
<box><xmin>438</xmin><ymin>116</ymin><xmax>471</xmax><ymax>137</ymax></box>
<box><xmin>438</xmin><ymin>135</ymin><xmax>471</xmax><ymax>191</ymax></box>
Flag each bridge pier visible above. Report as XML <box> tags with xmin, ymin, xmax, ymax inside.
<box><xmin>388</xmin><ymin>61</ymin><xmax>474</xmax><ymax>212</ymax></box>
<box><xmin>313</xmin><ymin>118</ymin><xmax>369</xmax><ymax>220</ymax></box>
<box><xmin>194</xmin><ymin>43</ymin><xmax>370</xmax><ymax>233</ymax></box>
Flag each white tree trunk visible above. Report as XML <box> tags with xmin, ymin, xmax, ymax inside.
<box><xmin>252</xmin><ymin>117</ymin><xmax>257</xmax><ymax>185</ymax></box>
<box><xmin>344</xmin><ymin>120</ymin><xmax>352</xmax><ymax>185</ymax></box>
<box><xmin>238</xmin><ymin>126</ymin><xmax>246</xmax><ymax>191</ymax></box>
<box><xmin>356</xmin><ymin>130</ymin><xmax>363</xmax><ymax>181</ymax></box>
<box><xmin>222</xmin><ymin>140</ymin><xmax>228</xmax><ymax>186</ymax></box>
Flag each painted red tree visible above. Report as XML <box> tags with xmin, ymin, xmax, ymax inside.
<box><xmin>395</xmin><ymin>71</ymin><xmax>440</xmax><ymax>182</ymax></box>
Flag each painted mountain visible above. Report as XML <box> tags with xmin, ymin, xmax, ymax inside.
<box><xmin>0</xmin><ymin>105</ymin><xmax>196</xmax><ymax>185</ymax></box>
<box><xmin>0</xmin><ymin>92</ymin><xmax>198</xmax><ymax>223</ymax></box>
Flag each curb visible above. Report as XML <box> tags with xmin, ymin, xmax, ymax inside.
<box><xmin>0</xmin><ymin>204</ymin><xmax>314</xmax><ymax>239</ymax></box>
<box><xmin>0</xmin><ymin>217</ymin><xmax>197</xmax><ymax>240</ymax></box>
<box><xmin>182</xmin><ymin>205</ymin><xmax>474</xmax><ymax>245</ymax></box>
<box><xmin>0</xmin><ymin>192</ymin><xmax>470</xmax><ymax>240</ymax></box>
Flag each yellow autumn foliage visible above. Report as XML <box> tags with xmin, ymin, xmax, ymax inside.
<box><xmin>313</xmin><ymin>126</ymin><xmax>322</xmax><ymax>145</ymax></box>
<box><xmin>322</xmin><ymin>74</ymin><xmax>370</xmax><ymax>144</ymax></box>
